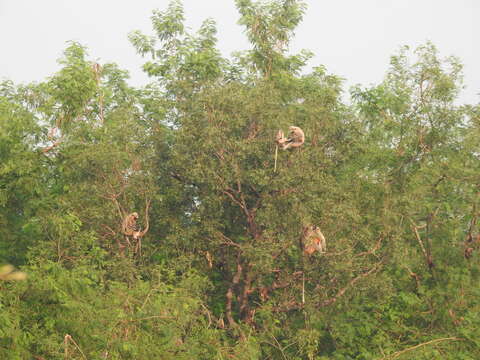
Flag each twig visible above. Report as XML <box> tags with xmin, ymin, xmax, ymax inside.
<box><xmin>302</xmin><ymin>272</ymin><xmax>305</xmax><ymax>304</ymax></box>
<box><xmin>42</xmin><ymin>127</ymin><xmax>62</xmax><ymax>154</ymax></box>
<box><xmin>200</xmin><ymin>303</ymin><xmax>213</xmax><ymax>328</ymax></box>
<box><xmin>140</xmin><ymin>288</ymin><xmax>155</xmax><ymax>310</ymax></box>
<box><xmin>378</xmin><ymin>337</ymin><xmax>463</xmax><ymax>360</ymax></box>
<box><xmin>321</xmin><ymin>263</ymin><xmax>382</xmax><ymax>307</ymax></box>
<box><xmin>64</xmin><ymin>334</ymin><xmax>87</xmax><ymax>360</ymax></box>
<box><xmin>274</xmin><ymin>145</ymin><xmax>278</xmax><ymax>173</ymax></box>
<box><xmin>126</xmin><ymin>315</ymin><xmax>174</xmax><ymax>322</ymax></box>
<box><xmin>357</xmin><ymin>235</ymin><xmax>384</xmax><ymax>257</ymax></box>
<box><xmin>92</xmin><ymin>63</ymin><xmax>104</xmax><ymax>124</ymax></box>
<box><xmin>404</xmin><ymin>265</ymin><xmax>421</xmax><ymax>289</ymax></box>
<box><xmin>226</xmin><ymin>261</ymin><xmax>243</xmax><ymax>327</ymax></box>
<box><xmin>137</xmin><ymin>197</ymin><xmax>151</xmax><ymax>237</ymax></box>
<box><xmin>409</xmin><ymin>219</ymin><xmax>433</xmax><ymax>268</ymax></box>
<box><xmin>42</xmin><ymin>139</ymin><xmax>62</xmax><ymax>153</ymax></box>
<box><xmin>270</xmin><ymin>333</ymin><xmax>289</xmax><ymax>360</ymax></box>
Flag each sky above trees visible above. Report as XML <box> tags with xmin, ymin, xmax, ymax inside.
<box><xmin>0</xmin><ymin>0</ymin><xmax>478</xmax><ymax>104</ymax></box>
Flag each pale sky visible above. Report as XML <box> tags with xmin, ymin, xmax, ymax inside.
<box><xmin>0</xmin><ymin>0</ymin><xmax>478</xmax><ymax>104</ymax></box>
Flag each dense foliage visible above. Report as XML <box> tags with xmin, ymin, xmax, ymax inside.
<box><xmin>1</xmin><ymin>1</ymin><xmax>479</xmax><ymax>359</ymax></box>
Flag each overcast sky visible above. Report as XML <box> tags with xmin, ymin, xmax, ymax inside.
<box><xmin>0</xmin><ymin>0</ymin><xmax>478</xmax><ymax>104</ymax></box>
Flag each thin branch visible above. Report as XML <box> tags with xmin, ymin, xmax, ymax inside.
<box><xmin>378</xmin><ymin>337</ymin><xmax>463</xmax><ymax>360</ymax></box>
<box><xmin>42</xmin><ymin>139</ymin><xmax>62</xmax><ymax>154</ymax></box>
<box><xmin>409</xmin><ymin>219</ymin><xmax>433</xmax><ymax>268</ymax></box>
<box><xmin>101</xmin><ymin>224</ymin><xmax>117</xmax><ymax>237</ymax></box>
<box><xmin>92</xmin><ymin>63</ymin><xmax>104</xmax><ymax>124</ymax></box>
<box><xmin>138</xmin><ymin>197</ymin><xmax>151</xmax><ymax>237</ymax></box>
<box><xmin>226</xmin><ymin>260</ymin><xmax>243</xmax><ymax>327</ymax></box>
<box><xmin>64</xmin><ymin>334</ymin><xmax>87</xmax><ymax>360</ymax></box>
<box><xmin>222</xmin><ymin>189</ymin><xmax>244</xmax><ymax>210</ymax></box>
<box><xmin>216</xmin><ymin>231</ymin><xmax>242</xmax><ymax>249</ymax></box>
<box><xmin>265</xmin><ymin>333</ymin><xmax>289</xmax><ymax>360</ymax></box>
<box><xmin>125</xmin><ymin>315</ymin><xmax>174</xmax><ymax>322</ymax></box>
<box><xmin>404</xmin><ymin>265</ymin><xmax>421</xmax><ymax>289</ymax></box>
<box><xmin>321</xmin><ymin>263</ymin><xmax>382</xmax><ymax>307</ymax></box>
<box><xmin>357</xmin><ymin>235</ymin><xmax>384</xmax><ymax>257</ymax></box>
<box><xmin>200</xmin><ymin>303</ymin><xmax>213</xmax><ymax>328</ymax></box>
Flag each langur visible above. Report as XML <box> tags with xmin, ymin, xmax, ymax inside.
<box><xmin>119</xmin><ymin>201</ymin><xmax>150</xmax><ymax>257</ymax></box>
<box><xmin>205</xmin><ymin>251</ymin><xmax>213</xmax><ymax>269</ymax></box>
<box><xmin>122</xmin><ymin>212</ymin><xmax>139</xmax><ymax>246</ymax></box>
<box><xmin>464</xmin><ymin>233</ymin><xmax>480</xmax><ymax>259</ymax></box>
<box><xmin>283</xmin><ymin>126</ymin><xmax>305</xmax><ymax>149</ymax></box>
<box><xmin>302</xmin><ymin>225</ymin><xmax>326</xmax><ymax>255</ymax></box>
<box><xmin>275</xmin><ymin>126</ymin><xmax>305</xmax><ymax>150</ymax></box>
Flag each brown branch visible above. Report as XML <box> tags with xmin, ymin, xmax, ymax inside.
<box><xmin>268</xmin><ymin>188</ymin><xmax>297</xmax><ymax>198</ymax></box>
<box><xmin>138</xmin><ymin>197</ymin><xmax>151</xmax><ymax>237</ymax></box>
<box><xmin>410</xmin><ymin>219</ymin><xmax>433</xmax><ymax>268</ymax></box>
<box><xmin>112</xmin><ymin>196</ymin><xmax>125</xmax><ymax>221</ymax></box>
<box><xmin>357</xmin><ymin>235</ymin><xmax>384</xmax><ymax>257</ymax></box>
<box><xmin>237</xmin><ymin>188</ymin><xmax>259</xmax><ymax>239</ymax></box>
<box><xmin>264</xmin><ymin>333</ymin><xmax>289</xmax><ymax>360</ymax></box>
<box><xmin>272</xmin><ymin>299</ymin><xmax>304</xmax><ymax>313</ymax></box>
<box><xmin>42</xmin><ymin>139</ymin><xmax>62</xmax><ymax>154</ymax></box>
<box><xmin>419</xmin><ymin>73</ymin><xmax>425</xmax><ymax>104</ymax></box>
<box><xmin>215</xmin><ymin>171</ymin><xmax>256</xmax><ymax>234</ymax></box>
<box><xmin>64</xmin><ymin>334</ymin><xmax>87</xmax><ymax>360</ymax></box>
<box><xmin>169</xmin><ymin>171</ymin><xmax>200</xmax><ymax>188</ymax></box>
<box><xmin>125</xmin><ymin>315</ymin><xmax>174</xmax><ymax>322</ymax></box>
<box><xmin>466</xmin><ymin>207</ymin><xmax>477</xmax><ymax>243</ymax></box>
<box><xmin>259</xmin><ymin>272</ymin><xmax>303</xmax><ymax>302</ymax></box>
<box><xmin>378</xmin><ymin>337</ymin><xmax>463</xmax><ymax>360</ymax></box>
<box><xmin>216</xmin><ymin>231</ymin><xmax>242</xmax><ymax>249</ymax></box>
<box><xmin>221</xmin><ymin>187</ymin><xmax>259</xmax><ymax>240</ymax></box>
<box><xmin>321</xmin><ymin>263</ymin><xmax>382</xmax><ymax>307</ymax></box>
<box><xmin>405</xmin><ymin>266</ymin><xmax>421</xmax><ymax>289</ymax></box>
<box><xmin>225</xmin><ymin>287</ymin><xmax>235</xmax><ymax>327</ymax></box>
<box><xmin>226</xmin><ymin>260</ymin><xmax>243</xmax><ymax>327</ymax></box>
<box><xmin>200</xmin><ymin>303</ymin><xmax>213</xmax><ymax>328</ymax></box>
<box><xmin>272</xmin><ymin>240</ymin><xmax>296</xmax><ymax>260</ymax></box>
<box><xmin>42</xmin><ymin>127</ymin><xmax>62</xmax><ymax>154</ymax></box>
<box><xmin>239</xmin><ymin>269</ymin><xmax>253</xmax><ymax>322</ymax></box>
<box><xmin>222</xmin><ymin>189</ymin><xmax>245</xmax><ymax>212</ymax></box>
<box><xmin>102</xmin><ymin>224</ymin><xmax>116</xmax><ymax>236</ymax></box>
<box><xmin>98</xmin><ymin>172</ymin><xmax>128</xmax><ymax>217</ymax></box>
<box><xmin>92</xmin><ymin>63</ymin><xmax>104</xmax><ymax>124</ymax></box>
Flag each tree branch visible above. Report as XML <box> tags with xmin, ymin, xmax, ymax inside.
<box><xmin>321</xmin><ymin>263</ymin><xmax>382</xmax><ymax>307</ymax></box>
<box><xmin>410</xmin><ymin>219</ymin><xmax>434</xmax><ymax>269</ymax></box>
<box><xmin>378</xmin><ymin>337</ymin><xmax>463</xmax><ymax>360</ymax></box>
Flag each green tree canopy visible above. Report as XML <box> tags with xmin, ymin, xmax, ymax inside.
<box><xmin>0</xmin><ymin>1</ymin><xmax>479</xmax><ymax>359</ymax></box>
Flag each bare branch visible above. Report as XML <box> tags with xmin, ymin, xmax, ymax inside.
<box><xmin>410</xmin><ymin>218</ymin><xmax>433</xmax><ymax>268</ymax></box>
<box><xmin>321</xmin><ymin>263</ymin><xmax>382</xmax><ymax>307</ymax></box>
<box><xmin>138</xmin><ymin>197</ymin><xmax>151</xmax><ymax>237</ymax></box>
<box><xmin>378</xmin><ymin>337</ymin><xmax>463</xmax><ymax>360</ymax></box>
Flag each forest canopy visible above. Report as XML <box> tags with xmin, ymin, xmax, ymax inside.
<box><xmin>0</xmin><ymin>1</ymin><xmax>479</xmax><ymax>359</ymax></box>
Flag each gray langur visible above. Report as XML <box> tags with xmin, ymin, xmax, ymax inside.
<box><xmin>275</xmin><ymin>126</ymin><xmax>305</xmax><ymax>150</ymax></box>
<box><xmin>122</xmin><ymin>212</ymin><xmax>141</xmax><ymax>245</ymax></box>
<box><xmin>284</xmin><ymin>126</ymin><xmax>305</xmax><ymax>149</ymax></box>
<box><xmin>302</xmin><ymin>225</ymin><xmax>326</xmax><ymax>255</ymax></box>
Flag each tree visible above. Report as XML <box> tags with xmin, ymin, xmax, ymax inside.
<box><xmin>0</xmin><ymin>1</ymin><xmax>479</xmax><ymax>359</ymax></box>
<box><xmin>132</xmin><ymin>2</ymin><xmax>382</xmax><ymax>352</ymax></box>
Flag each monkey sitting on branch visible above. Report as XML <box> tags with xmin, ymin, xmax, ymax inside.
<box><xmin>122</xmin><ymin>212</ymin><xmax>140</xmax><ymax>244</ymax></box>
<box><xmin>276</xmin><ymin>126</ymin><xmax>305</xmax><ymax>150</ymax></box>
<box><xmin>121</xmin><ymin>206</ymin><xmax>150</xmax><ymax>255</ymax></box>
<box><xmin>301</xmin><ymin>225</ymin><xmax>327</xmax><ymax>255</ymax></box>
<box><xmin>274</xmin><ymin>125</ymin><xmax>305</xmax><ymax>172</ymax></box>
